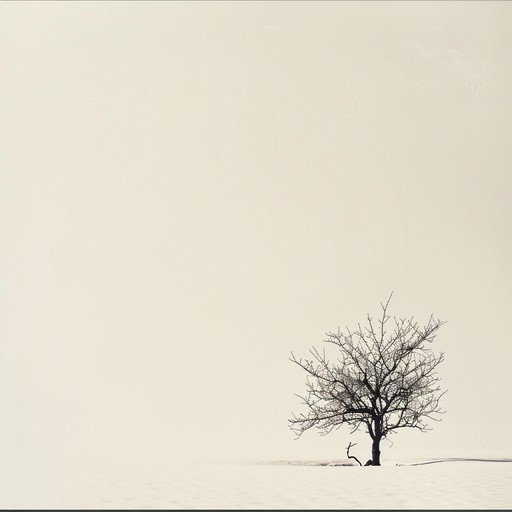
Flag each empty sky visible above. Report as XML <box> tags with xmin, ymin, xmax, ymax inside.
<box><xmin>1</xmin><ymin>0</ymin><xmax>511</xmax><ymax>495</ymax></box>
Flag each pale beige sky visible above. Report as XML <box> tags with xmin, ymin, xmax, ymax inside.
<box><xmin>1</xmin><ymin>0</ymin><xmax>511</xmax><ymax>496</ymax></box>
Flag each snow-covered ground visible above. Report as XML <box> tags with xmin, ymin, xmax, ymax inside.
<box><xmin>6</xmin><ymin>457</ymin><xmax>511</xmax><ymax>509</ymax></box>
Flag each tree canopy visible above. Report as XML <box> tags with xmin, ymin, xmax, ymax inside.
<box><xmin>289</xmin><ymin>294</ymin><xmax>446</xmax><ymax>465</ymax></box>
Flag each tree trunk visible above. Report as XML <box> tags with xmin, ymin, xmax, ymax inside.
<box><xmin>371</xmin><ymin>416</ymin><xmax>382</xmax><ymax>466</ymax></box>
<box><xmin>372</xmin><ymin>436</ymin><xmax>381</xmax><ymax>466</ymax></box>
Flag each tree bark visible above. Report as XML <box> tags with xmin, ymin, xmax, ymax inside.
<box><xmin>372</xmin><ymin>436</ymin><xmax>381</xmax><ymax>466</ymax></box>
<box><xmin>372</xmin><ymin>417</ymin><xmax>382</xmax><ymax>466</ymax></box>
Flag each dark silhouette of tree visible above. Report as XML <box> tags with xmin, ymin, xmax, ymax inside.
<box><xmin>289</xmin><ymin>293</ymin><xmax>446</xmax><ymax>466</ymax></box>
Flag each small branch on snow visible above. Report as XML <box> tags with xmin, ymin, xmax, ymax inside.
<box><xmin>346</xmin><ymin>441</ymin><xmax>362</xmax><ymax>467</ymax></box>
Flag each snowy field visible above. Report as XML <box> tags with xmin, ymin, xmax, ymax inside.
<box><xmin>2</xmin><ymin>3</ymin><xmax>512</xmax><ymax>511</ymax></box>
<box><xmin>6</xmin><ymin>457</ymin><xmax>511</xmax><ymax>509</ymax></box>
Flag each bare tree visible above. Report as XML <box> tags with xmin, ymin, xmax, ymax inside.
<box><xmin>289</xmin><ymin>294</ymin><xmax>446</xmax><ymax>466</ymax></box>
